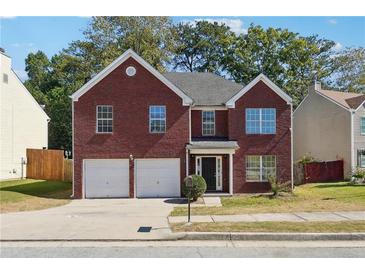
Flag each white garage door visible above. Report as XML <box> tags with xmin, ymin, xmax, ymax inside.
<box><xmin>136</xmin><ymin>158</ymin><xmax>180</xmax><ymax>198</ymax></box>
<box><xmin>84</xmin><ymin>159</ymin><xmax>129</xmax><ymax>198</ymax></box>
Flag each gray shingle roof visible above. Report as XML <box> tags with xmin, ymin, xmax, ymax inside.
<box><xmin>163</xmin><ymin>72</ymin><xmax>243</xmax><ymax>106</ymax></box>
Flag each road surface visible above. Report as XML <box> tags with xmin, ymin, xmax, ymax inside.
<box><xmin>1</xmin><ymin>240</ymin><xmax>365</xmax><ymax>258</ymax></box>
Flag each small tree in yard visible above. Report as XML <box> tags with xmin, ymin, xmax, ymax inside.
<box><xmin>268</xmin><ymin>175</ymin><xmax>292</xmax><ymax>198</ymax></box>
<box><xmin>182</xmin><ymin>175</ymin><xmax>207</xmax><ymax>201</ymax></box>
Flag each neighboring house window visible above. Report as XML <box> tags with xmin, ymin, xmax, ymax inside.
<box><xmin>246</xmin><ymin>155</ymin><xmax>276</xmax><ymax>181</ymax></box>
<box><xmin>361</xmin><ymin>117</ymin><xmax>365</xmax><ymax>135</ymax></box>
<box><xmin>149</xmin><ymin>105</ymin><xmax>166</xmax><ymax>133</ymax></box>
<box><xmin>358</xmin><ymin>150</ymin><xmax>365</xmax><ymax>168</ymax></box>
<box><xmin>246</xmin><ymin>108</ymin><xmax>276</xmax><ymax>134</ymax></box>
<box><xmin>202</xmin><ymin>110</ymin><xmax>215</xmax><ymax>136</ymax></box>
<box><xmin>96</xmin><ymin>105</ymin><xmax>113</xmax><ymax>133</ymax></box>
<box><xmin>3</xmin><ymin>73</ymin><xmax>8</xmax><ymax>84</ymax></box>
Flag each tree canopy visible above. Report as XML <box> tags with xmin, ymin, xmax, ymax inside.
<box><xmin>23</xmin><ymin>16</ymin><xmax>365</xmax><ymax>152</ymax></box>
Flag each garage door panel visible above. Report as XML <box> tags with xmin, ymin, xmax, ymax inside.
<box><xmin>84</xmin><ymin>159</ymin><xmax>129</xmax><ymax>198</ymax></box>
<box><xmin>136</xmin><ymin>159</ymin><xmax>180</xmax><ymax>198</ymax></box>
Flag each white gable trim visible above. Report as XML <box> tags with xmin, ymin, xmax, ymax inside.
<box><xmin>70</xmin><ymin>49</ymin><xmax>193</xmax><ymax>105</ymax></box>
<box><xmin>226</xmin><ymin>73</ymin><xmax>292</xmax><ymax>108</ymax></box>
<box><xmin>354</xmin><ymin>99</ymin><xmax>365</xmax><ymax>112</ymax></box>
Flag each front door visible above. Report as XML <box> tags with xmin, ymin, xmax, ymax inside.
<box><xmin>202</xmin><ymin>157</ymin><xmax>216</xmax><ymax>191</ymax></box>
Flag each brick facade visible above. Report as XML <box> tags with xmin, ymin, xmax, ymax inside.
<box><xmin>73</xmin><ymin>57</ymin><xmax>189</xmax><ymax>198</ymax></box>
<box><xmin>191</xmin><ymin>110</ymin><xmax>228</xmax><ymax>139</ymax></box>
<box><xmin>73</xmin><ymin>54</ymin><xmax>291</xmax><ymax>197</ymax></box>
<box><xmin>228</xmin><ymin>81</ymin><xmax>292</xmax><ymax>193</ymax></box>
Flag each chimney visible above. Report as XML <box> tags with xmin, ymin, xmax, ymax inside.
<box><xmin>309</xmin><ymin>81</ymin><xmax>321</xmax><ymax>93</ymax></box>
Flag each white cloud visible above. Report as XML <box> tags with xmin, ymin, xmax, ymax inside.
<box><xmin>0</xmin><ymin>16</ymin><xmax>16</xmax><ymax>19</ymax></box>
<box><xmin>328</xmin><ymin>19</ymin><xmax>337</xmax><ymax>25</ymax></box>
<box><xmin>333</xmin><ymin>42</ymin><xmax>343</xmax><ymax>51</ymax></box>
<box><xmin>184</xmin><ymin>18</ymin><xmax>247</xmax><ymax>35</ymax></box>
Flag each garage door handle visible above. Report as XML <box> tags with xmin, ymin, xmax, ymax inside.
<box><xmin>157</xmin><ymin>181</ymin><xmax>160</xmax><ymax>184</ymax></box>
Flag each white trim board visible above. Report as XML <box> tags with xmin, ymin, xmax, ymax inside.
<box><xmin>70</xmin><ymin>49</ymin><xmax>193</xmax><ymax>106</ymax></box>
<box><xmin>226</xmin><ymin>73</ymin><xmax>292</xmax><ymax>108</ymax></box>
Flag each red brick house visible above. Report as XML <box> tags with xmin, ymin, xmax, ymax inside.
<box><xmin>71</xmin><ymin>49</ymin><xmax>293</xmax><ymax>198</ymax></box>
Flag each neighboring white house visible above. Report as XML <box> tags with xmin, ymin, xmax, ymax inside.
<box><xmin>293</xmin><ymin>82</ymin><xmax>365</xmax><ymax>179</ymax></box>
<box><xmin>0</xmin><ymin>49</ymin><xmax>50</xmax><ymax>180</ymax></box>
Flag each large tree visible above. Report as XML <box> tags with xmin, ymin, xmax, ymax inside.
<box><xmin>171</xmin><ymin>21</ymin><xmax>236</xmax><ymax>74</ymax></box>
<box><xmin>327</xmin><ymin>47</ymin><xmax>365</xmax><ymax>93</ymax></box>
<box><xmin>66</xmin><ymin>16</ymin><xmax>175</xmax><ymax>74</ymax></box>
<box><xmin>224</xmin><ymin>25</ymin><xmax>336</xmax><ymax>106</ymax></box>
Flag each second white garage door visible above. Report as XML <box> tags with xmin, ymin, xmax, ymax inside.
<box><xmin>84</xmin><ymin>159</ymin><xmax>129</xmax><ymax>198</ymax></box>
<box><xmin>135</xmin><ymin>158</ymin><xmax>180</xmax><ymax>198</ymax></box>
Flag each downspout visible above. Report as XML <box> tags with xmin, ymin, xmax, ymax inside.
<box><xmin>71</xmin><ymin>99</ymin><xmax>75</xmax><ymax>198</ymax></box>
<box><xmin>290</xmin><ymin>103</ymin><xmax>294</xmax><ymax>191</ymax></box>
<box><xmin>350</xmin><ymin>110</ymin><xmax>355</xmax><ymax>173</ymax></box>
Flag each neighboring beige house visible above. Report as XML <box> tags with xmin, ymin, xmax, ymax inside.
<box><xmin>293</xmin><ymin>82</ymin><xmax>365</xmax><ymax>178</ymax></box>
<box><xmin>0</xmin><ymin>49</ymin><xmax>49</xmax><ymax>180</ymax></box>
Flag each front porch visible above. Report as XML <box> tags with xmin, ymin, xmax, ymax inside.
<box><xmin>186</xmin><ymin>141</ymin><xmax>239</xmax><ymax>195</ymax></box>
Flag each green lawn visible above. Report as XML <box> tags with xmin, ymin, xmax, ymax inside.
<box><xmin>171</xmin><ymin>221</ymin><xmax>365</xmax><ymax>233</ymax></box>
<box><xmin>0</xmin><ymin>179</ymin><xmax>72</xmax><ymax>213</ymax></box>
<box><xmin>171</xmin><ymin>182</ymin><xmax>365</xmax><ymax>216</ymax></box>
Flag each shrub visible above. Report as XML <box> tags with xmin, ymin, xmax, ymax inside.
<box><xmin>182</xmin><ymin>175</ymin><xmax>207</xmax><ymax>201</ymax></box>
<box><xmin>268</xmin><ymin>175</ymin><xmax>292</xmax><ymax>198</ymax></box>
<box><xmin>351</xmin><ymin>168</ymin><xmax>365</xmax><ymax>184</ymax></box>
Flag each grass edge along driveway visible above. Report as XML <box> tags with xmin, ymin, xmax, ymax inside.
<box><xmin>171</xmin><ymin>182</ymin><xmax>365</xmax><ymax>216</ymax></box>
<box><xmin>0</xmin><ymin>179</ymin><xmax>72</xmax><ymax>213</ymax></box>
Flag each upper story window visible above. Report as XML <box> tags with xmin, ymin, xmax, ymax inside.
<box><xmin>246</xmin><ymin>108</ymin><xmax>276</xmax><ymax>134</ymax></box>
<box><xmin>361</xmin><ymin>117</ymin><xmax>365</xmax><ymax>135</ymax></box>
<box><xmin>202</xmin><ymin>110</ymin><xmax>215</xmax><ymax>136</ymax></box>
<box><xmin>149</xmin><ymin>105</ymin><xmax>166</xmax><ymax>133</ymax></box>
<box><xmin>246</xmin><ymin>155</ymin><xmax>276</xmax><ymax>182</ymax></box>
<box><xmin>96</xmin><ymin>105</ymin><xmax>113</xmax><ymax>133</ymax></box>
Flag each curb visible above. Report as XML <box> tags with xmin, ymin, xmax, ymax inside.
<box><xmin>180</xmin><ymin>232</ymin><xmax>365</xmax><ymax>241</ymax></box>
<box><xmin>2</xmin><ymin>233</ymin><xmax>365</xmax><ymax>242</ymax></box>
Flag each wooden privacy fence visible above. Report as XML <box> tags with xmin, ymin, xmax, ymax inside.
<box><xmin>26</xmin><ymin>149</ymin><xmax>72</xmax><ymax>182</ymax></box>
<box><xmin>303</xmin><ymin>160</ymin><xmax>344</xmax><ymax>184</ymax></box>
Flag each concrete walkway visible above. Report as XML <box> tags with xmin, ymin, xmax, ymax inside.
<box><xmin>168</xmin><ymin>211</ymin><xmax>365</xmax><ymax>223</ymax></box>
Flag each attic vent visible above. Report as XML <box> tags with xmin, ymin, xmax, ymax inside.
<box><xmin>126</xmin><ymin>66</ymin><xmax>136</xmax><ymax>77</ymax></box>
<box><xmin>3</xmin><ymin>73</ymin><xmax>8</xmax><ymax>84</ymax></box>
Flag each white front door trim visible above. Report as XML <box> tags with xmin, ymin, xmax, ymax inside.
<box><xmin>195</xmin><ymin>156</ymin><xmax>223</xmax><ymax>191</ymax></box>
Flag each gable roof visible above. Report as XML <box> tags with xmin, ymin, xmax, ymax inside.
<box><xmin>70</xmin><ymin>49</ymin><xmax>193</xmax><ymax>105</ymax></box>
<box><xmin>163</xmin><ymin>72</ymin><xmax>243</xmax><ymax>106</ymax></box>
<box><xmin>317</xmin><ymin>89</ymin><xmax>365</xmax><ymax>110</ymax></box>
<box><xmin>225</xmin><ymin>73</ymin><xmax>292</xmax><ymax>108</ymax></box>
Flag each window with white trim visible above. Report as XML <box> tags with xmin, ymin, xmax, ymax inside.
<box><xmin>361</xmin><ymin>117</ymin><xmax>365</xmax><ymax>135</ymax></box>
<box><xmin>246</xmin><ymin>155</ymin><xmax>276</xmax><ymax>181</ymax></box>
<box><xmin>246</xmin><ymin>108</ymin><xmax>276</xmax><ymax>134</ymax></box>
<box><xmin>202</xmin><ymin>110</ymin><xmax>215</xmax><ymax>136</ymax></box>
<box><xmin>149</xmin><ymin>105</ymin><xmax>166</xmax><ymax>133</ymax></box>
<box><xmin>96</xmin><ymin>105</ymin><xmax>113</xmax><ymax>133</ymax></box>
<box><xmin>358</xmin><ymin>150</ymin><xmax>365</xmax><ymax>168</ymax></box>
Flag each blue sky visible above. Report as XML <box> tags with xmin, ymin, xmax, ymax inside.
<box><xmin>1</xmin><ymin>16</ymin><xmax>364</xmax><ymax>81</ymax></box>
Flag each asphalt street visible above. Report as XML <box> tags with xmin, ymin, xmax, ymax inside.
<box><xmin>1</xmin><ymin>240</ymin><xmax>365</xmax><ymax>258</ymax></box>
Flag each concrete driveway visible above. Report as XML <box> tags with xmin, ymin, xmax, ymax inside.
<box><xmin>0</xmin><ymin>199</ymin><xmax>182</xmax><ymax>240</ymax></box>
